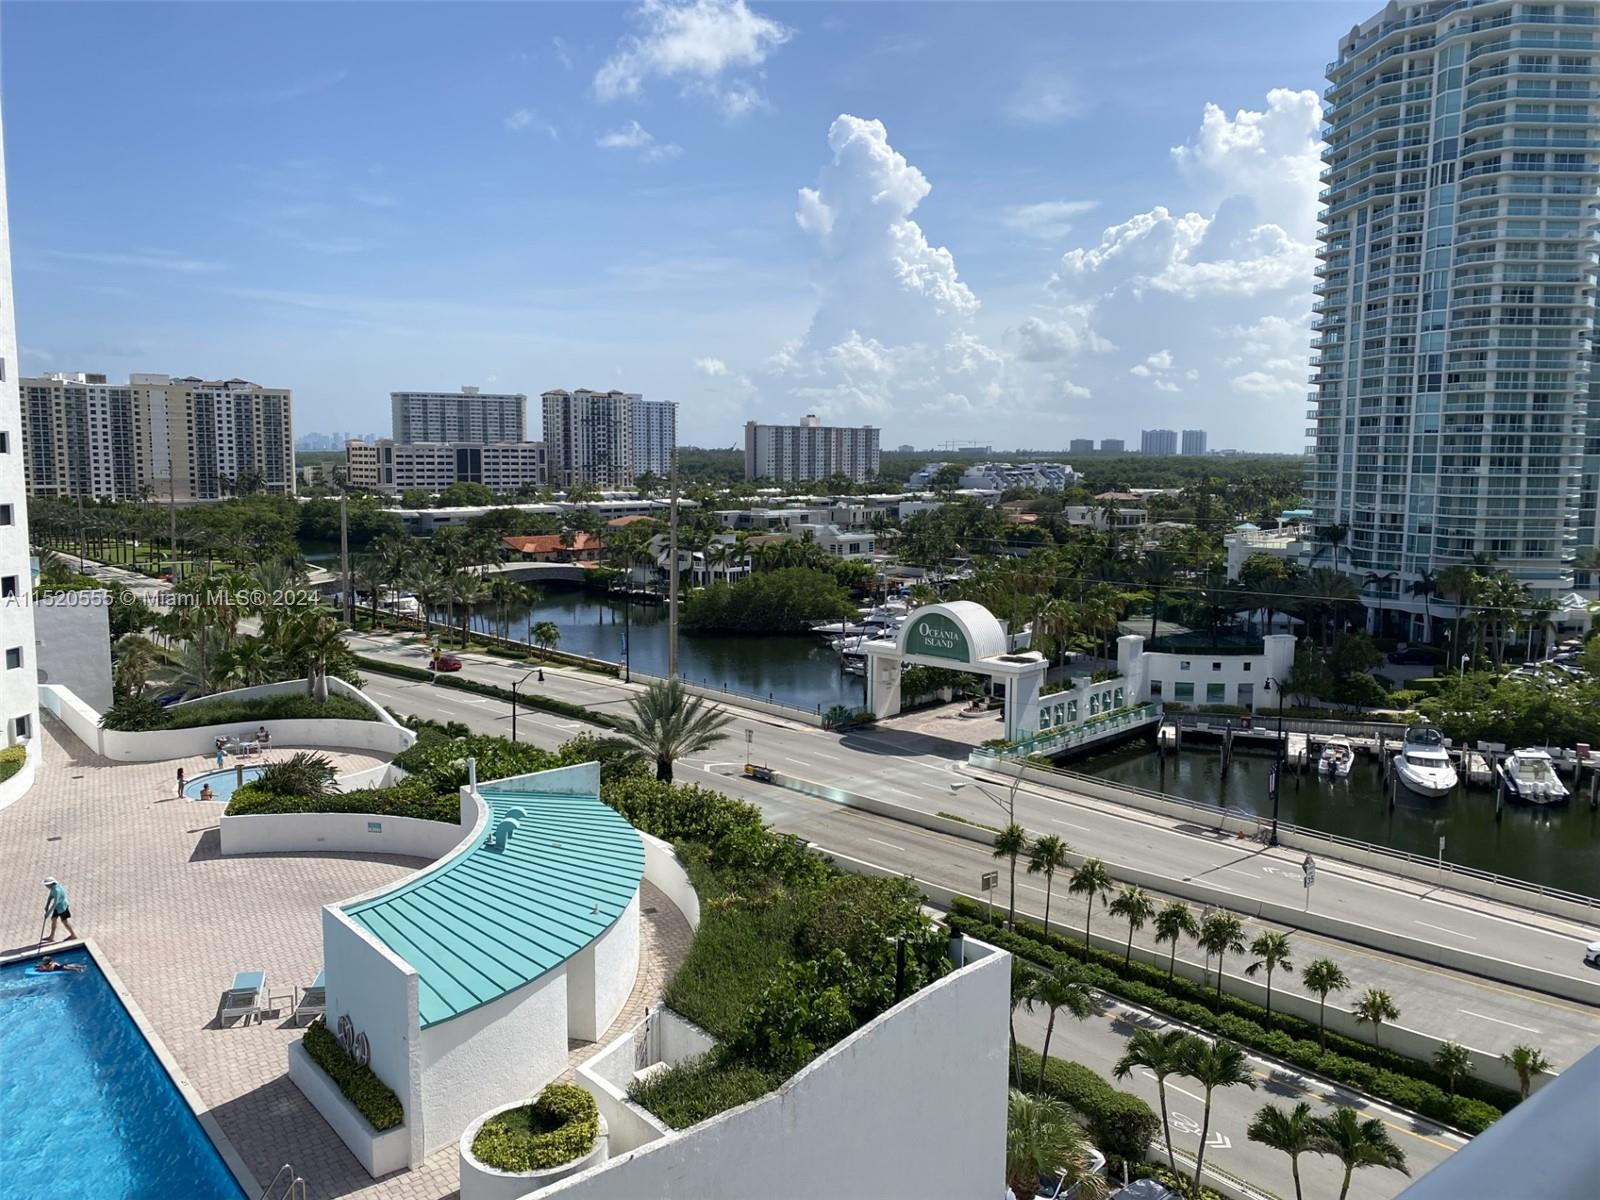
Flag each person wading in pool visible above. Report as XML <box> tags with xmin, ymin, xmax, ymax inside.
<box><xmin>41</xmin><ymin>878</ymin><xmax>77</xmax><ymax>944</ymax></box>
<box><xmin>37</xmin><ymin>956</ymin><xmax>84</xmax><ymax>973</ymax></box>
<box><xmin>200</xmin><ymin>783</ymin><xmax>215</xmax><ymax>802</ymax></box>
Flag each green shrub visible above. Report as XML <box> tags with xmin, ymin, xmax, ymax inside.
<box><xmin>1408</xmin><ymin>676</ymin><xmax>1445</xmax><ymax>697</ymax></box>
<box><xmin>101</xmin><ymin>691</ymin><xmax>377</xmax><ymax>731</ymax></box>
<box><xmin>225</xmin><ymin>779</ymin><xmax>460</xmax><ymax>821</ymax></box>
<box><xmin>626</xmin><ymin>1056</ymin><xmax>779</xmax><ymax>1130</ymax></box>
<box><xmin>302</xmin><ymin>1017</ymin><xmax>403</xmax><ymax>1131</ymax></box>
<box><xmin>1013</xmin><ymin>1046</ymin><xmax>1160</xmax><ymax>1166</ymax></box>
<box><xmin>470</xmin><ymin>1083</ymin><xmax>598</xmax><ymax>1173</ymax></box>
<box><xmin>353</xmin><ymin>655</ymin><xmax>614</xmax><ymax>727</ymax></box>
<box><xmin>253</xmin><ymin>751</ymin><xmax>339</xmax><ymax>798</ymax></box>
<box><xmin>0</xmin><ymin>744</ymin><xmax>25</xmax><ymax>783</ymax></box>
<box><xmin>948</xmin><ymin>901</ymin><xmax>1511</xmax><ymax>1133</ymax></box>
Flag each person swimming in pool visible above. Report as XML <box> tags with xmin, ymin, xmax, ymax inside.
<box><xmin>37</xmin><ymin>956</ymin><xmax>84</xmax><ymax>973</ymax></box>
<box><xmin>200</xmin><ymin>783</ymin><xmax>215</xmax><ymax>802</ymax></box>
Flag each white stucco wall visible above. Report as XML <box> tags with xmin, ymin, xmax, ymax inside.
<box><xmin>219</xmin><ymin>809</ymin><xmax>466</xmax><ymax>858</ymax></box>
<box><xmin>1119</xmin><ymin>632</ymin><xmax>1295</xmax><ymax>710</ymax></box>
<box><xmin>32</xmin><ymin>592</ymin><xmax>113</xmax><ymax>712</ymax></box>
<box><xmin>639</xmin><ymin>832</ymin><xmax>699</xmax><ymax>931</ymax></box>
<box><xmin>0</xmin><ymin>735</ymin><xmax>36</xmax><ymax>812</ymax></box>
<box><xmin>38</xmin><ymin>682</ymin><xmax>102</xmax><ymax>751</ymax></box>
<box><xmin>577</xmin><ymin>1008</ymin><xmax>716</xmax><ymax>1156</ymax></box>
<box><xmin>537</xmin><ymin>938</ymin><xmax>1011</xmax><ymax>1200</ymax></box>
<box><xmin>566</xmin><ymin>892</ymin><xmax>640</xmax><ymax>1043</ymax></box>
<box><xmin>419</xmin><ymin>968</ymin><xmax>571</xmax><ymax>1157</ymax></box>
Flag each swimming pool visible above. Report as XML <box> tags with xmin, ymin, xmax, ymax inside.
<box><xmin>0</xmin><ymin>948</ymin><xmax>247</xmax><ymax>1198</ymax></box>
<box><xmin>186</xmin><ymin>765</ymin><xmax>265</xmax><ymax>801</ymax></box>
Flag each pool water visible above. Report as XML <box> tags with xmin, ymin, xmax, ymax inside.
<box><xmin>186</xmin><ymin>765</ymin><xmax>265</xmax><ymax>801</ymax></box>
<box><xmin>0</xmin><ymin>948</ymin><xmax>247</xmax><ymax>1198</ymax></box>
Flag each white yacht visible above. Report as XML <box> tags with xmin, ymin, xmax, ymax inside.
<box><xmin>1318</xmin><ymin>736</ymin><xmax>1354</xmax><ymax>778</ymax></box>
<box><xmin>1394</xmin><ymin>724</ymin><xmax>1458</xmax><ymax>798</ymax></box>
<box><xmin>1500</xmin><ymin>749</ymin><xmax>1569</xmax><ymax>804</ymax></box>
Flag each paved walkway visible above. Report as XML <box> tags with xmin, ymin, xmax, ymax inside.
<box><xmin>0</xmin><ymin>719</ymin><xmax>690</xmax><ymax>1200</ymax></box>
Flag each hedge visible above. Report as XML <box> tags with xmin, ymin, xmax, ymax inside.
<box><xmin>625</xmin><ymin>1055</ymin><xmax>779</xmax><ymax>1130</ymax></box>
<box><xmin>102</xmin><ymin>692</ymin><xmax>378</xmax><ymax>731</ymax></box>
<box><xmin>0</xmin><ymin>744</ymin><xmax>24</xmax><ymax>784</ymax></box>
<box><xmin>302</xmin><ymin>1017</ymin><xmax>403</xmax><ymax>1131</ymax></box>
<box><xmin>225</xmin><ymin>781</ymin><xmax>460</xmax><ymax>821</ymax></box>
<box><xmin>1013</xmin><ymin>1045</ymin><xmax>1159</xmax><ymax>1168</ymax></box>
<box><xmin>949</xmin><ymin>902</ymin><xmax>1510</xmax><ymax>1134</ymax></box>
<box><xmin>354</xmin><ymin>655</ymin><xmax>615</xmax><ymax>728</ymax></box>
<box><xmin>471</xmin><ymin>1083</ymin><xmax>599</xmax><ymax>1173</ymax></box>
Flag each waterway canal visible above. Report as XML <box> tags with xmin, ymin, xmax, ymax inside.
<box><xmin>1078</xmin><ymin>742</ymin><xmax>1600</xmax><ymax>898</ymax></box>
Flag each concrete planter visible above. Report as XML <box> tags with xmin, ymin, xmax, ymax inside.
<box><xmin>288</xmin><ymin>1041</ymin><xmax>410</xmax><ymax>1177</ymax></box>
<box><xmin>459</xmin><ymin>1103</ymin><xmax>608</xmax><ymax>1200</ymax></box>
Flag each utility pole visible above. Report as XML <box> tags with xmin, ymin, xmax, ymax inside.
<box><xmin>667</xmin><ymin>445</ymin><xmax>680</xmax><ymax>680</ymax></box>
<box><xmin>339</xmin><ymin>489</ymin><xmax>353</xmax><ymax>628</ymax></box>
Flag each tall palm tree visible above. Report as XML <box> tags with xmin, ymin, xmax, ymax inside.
<box><xmin>1297</xmin><ymin>568</ymin><xmax>1361</xmax><ymax>649</ymax></box>
<box><xmin>1246</xmin><ymin>1101</ymin><xmax>1317</xmax><ymax>1200</ymax></box>
<box><xmin>1432</xmin><ymin>1042</ymin><xmax>1471</xmax><ymax>1099</ymax></box>
<box><xmin>1197</xmin><ymin>910</ymin><xmax>1246</xmax><ymax>1007</ymax></box>
<box><xmin>1114</xmin><ymin>1028</ymin><xmax>1192</xmax><ymax>1173</ymax></box>
<box><xmin>1353</xmin><ymin>987</ymin><xmax>1400</xmax><ymax>1049</ymax></box>
<box><xmin>1108</xmin><ymin>885</ymin><xmax>1157</xmax><ymax>966</ymax></box>
<box><xmin>1500</xmin><ymin>1044</ymin><xmax>1550</xmax><ymax>1099</ymax></box>
<box><xmin>1437</xmin><ymin>564</ymin><xmax>1482</xmax><ymax>665</ymax></box>
<box><xmin>1025</xmin><ymin>834</ymin><xmax>1071</xmax><ymax>937</ymax></box>
<box><xmin>448</xmin><ymin>572</ymin><xmax>489</xmax><ymax>648</ymax></box>
<box><xmin>992</xmin><ymin>824</ymin><xmax>1029</xmax><ymax>932</ymax></box>
<box><xmin>1244</xmin><ymin>931</ymin><xmax>1295</xmax><ymax>1021</ymax></box>
<box><xmin>1153</xmin><ymin>900</ymin><xmax>1200</xmax><ymax>980</ymax></box>
<box><xmin>531</xmin><ymin>620</ymin><xmax>561</xmax><ymax>659</ymax></box>
<box><xmin>1301</xmin><ymin>957</ymin><xmax>1350</xmax><ymax>1048</ymax></box>
<box><xmin>283</xmin><ymin>610</ymin><xmax>347</xmax><ymax>702</ymax></box>
<box><xmin>608</xmin><ymin>679</ymin><xmax>733</xmax><ymax>782</ymax></box>
<box><xmin>219</xmin><ymin>635</ymin><xmax>273</xmax><ymax>689</ymax></box>
<box><xmin>1033</xmin><ymin>597</ymin><xmax>1076</xmax><ymax>667</ymax></box>
<box><xmin>1025</xmin><ymin>965</ymin><xmax>1095</xmax><ymax>1095</ymax></box>
<box><xmin>1067</xmin><ymin>858</ymin><xmax>1114</xmax><ymax>954</ymax></box>
<box><xmin>407</xmin><ymin>557</ymin><xmax>446</xmax><ymax>634</ymax></box>
<box><xmin>1008</xmin><ymin>959</ymin><xmax>1034</xmax><ymax>1088</ymax></box>
<box><xmin>1182</xmin><ymin>1038</ymin><xmax>1257</xmax><ymax>1194</ymax></box>
<box><xmin>112</xmin><ymin>633</ymin><xmax>161</xmax><ymax>698</ymax></box>
<box><xmin>1409</xmin><ymin>570</ymin><xmax>1438</xmax><ymax>643</ymax></box>
<box><xmin>1307</xmin><ymin>1106</ymin><xmax>1409</xmax><ymax>1200</ymax></box>
<box><xmin>1005</xmin><ymin>1089</ymin><xmax>1110</xmax><ymax>1200</ymax></box>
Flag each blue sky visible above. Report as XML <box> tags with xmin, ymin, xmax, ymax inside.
<box><xmin>2</xmin><ymin>0</ymin><xmax>1372</xmax><ymax>451</ymax></box>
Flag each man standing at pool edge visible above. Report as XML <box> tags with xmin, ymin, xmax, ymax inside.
<box><xmin>41</xmin><ymin>877</ymin><xmax>77</xmax><ymax>944</ymax></box>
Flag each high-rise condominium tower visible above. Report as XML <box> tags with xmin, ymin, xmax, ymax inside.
<box><xmin>631</xmin><ymin>397</ymin><xmax>677</xmax><ymax>480</ymax></box>
<box><xmin>0</xmin><ymin>96</ymin><xmax>38</xmax><ymax>755</ymax></box>
<box><xmin>1308</xmin><ymin>0</ymin><xmax>1597</xmax><ymax>615</ymax></box>
<box><xmin>541</xmin><ymin>389</ymin><xmax>636</xmax><ymax>489</ymax></box>
<box><xmin>1181</xmin><ymin>429</ymin><xmax>1208</xmax><ymax>456</ymax></box>
<box><xmin>743</xmin><ymin>416</ymin><xmax>881</xmax><ymax>483</ymax></box>
<box><xmin>391</xmin><ymin>387</ymin><xmax>526</xmax><ymax>444</ymax></box>
<box><xmin>1140</xmin><ymin>429</ymin><xmax>1178</xmax><ymax>456</ymax></box>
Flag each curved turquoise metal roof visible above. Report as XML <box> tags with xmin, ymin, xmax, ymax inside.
<box><xmin>344</xmin><ymin>788</ymin><xmax>644</xmax><ymax>1028</ymax></box>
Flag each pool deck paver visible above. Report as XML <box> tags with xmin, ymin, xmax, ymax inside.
<box><xmin>0</xmin><ymin>718</ymin><xmax>690</xmax><ymax>1200</ymax></box>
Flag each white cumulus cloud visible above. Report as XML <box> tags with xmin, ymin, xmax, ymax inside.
<box><xmin>694</xmin><ymin>356</ymin><xmax>729</xmax><ymax>376</ymax></box>
<box><xmin>594</xmin><ymin>0</ymin><xmax>791</xmax><ymax>117</ymax></box>
<box><xmin>596</xmin><ymin>120</ymin><xmax>683</xmax><ymax>162</ymax></box>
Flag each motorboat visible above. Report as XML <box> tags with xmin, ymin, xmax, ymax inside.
<box><xmin>1394</xmin><ymin>724</ymin><xmax>1458</xmax><ymax>798</ymax></box>
<box><xmin>1318</xmin><ymin>736</ymin><xmax>1355</xmax><ymax>778</ymax></box>
<box><xmin>1500</xmin><ymin>749</ymin><xmax>1569</xmax><ymax>804</ymax></box>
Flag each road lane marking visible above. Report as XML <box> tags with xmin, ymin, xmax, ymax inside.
<box><xmin>866</xmin><ymin>836</ymin><xmax>907</xmax><ymax>853</ymax></box>
<box><xmin>1050</xmin><ymin>818</ymin><xmax>1093</xmax><ymax>832</ymax></box>
<box><xmin>1415</xmin><ymin>920</ymin><xmax>1477</xmax><ymax>940</ymax></box>
<box><xmin>1458</xmin><ymin>1009</ymin><xmax>1540</xmax><ymax>1034</ymax></box>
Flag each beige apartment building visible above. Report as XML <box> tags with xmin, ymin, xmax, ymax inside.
<box><xmin>19</xmin><ymin>372</ymin><xmax>294</xmax><ymax>501</ymax></box>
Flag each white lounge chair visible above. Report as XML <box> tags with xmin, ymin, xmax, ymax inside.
<box><xmin>292</xmin><ymin>969</ymin><xmax>325</xmax><ymax>1027</ymax></box>
<box><xmin>219</xmin><ymin>970</ymin><xmax>266</xmax><ymax>1026</ymax></box>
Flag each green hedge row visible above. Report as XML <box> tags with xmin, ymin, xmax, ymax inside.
<box><xmin>0</xmin><ymin>744</ymin><xmax>24</xmax><ymax>784</ymax></box>
<box><xmin>950</xmin><ymin>903</ymin><xmax>1510</xmax><ymax>1134</ymax></box>
<box><xmin>225</xmin><ymin>781</ymin><xmax>460</xmax><ymax>822</ymax></box>
<box><xmin>103</xmin><ymin>691</ymin><xmax>379</xmax><ymax>731</ymax></box>
<box><xmin>1013</xmin><ymin>1045</ymin><xmax>1159</xmax><ymax>1168</ymax></box>
<box><xmin>353</xmin><ymin>655</ymin><xmax>615</xmax><ymax>728</ymax></box>
<box><xmin>625</xmin><ymin>1055</ymin><xmax>780</xmax><ymax>1130</ymax></box>
<box><xmin>302</xmin><ymin>1017</ymin><xmax>404</xmax><ymax>1131</ymax></box>
<box><xmin>470</xmin><ymin>1083</ymin><xmax>598</xmax><ymax>1173</ymax></box>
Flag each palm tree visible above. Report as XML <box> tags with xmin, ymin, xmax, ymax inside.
<box><xmin>1197</xmin><ymin>910</ymin><xmax>1246</xmax><ymax>1006</ymax></box>
<box><xmin>219</xmin><ymin>635</ymin><xmax>273</xmax><ymax>689</ymax></box>
<box><xmin>1308</xmin><ymin>1106</ymin><xmax>1409</xmax><ymax>1200</ymax></box>
<box><xmin>1409</xmin><ymin>570</ymin><xmax>1438</xmax><ymax>643</ymax></box>
<box><xmin>1008</xmin><ymin>959</ymin><xmax>1034</xmax><ymax>1088</ymax></box>
<box><xmin>608</xmin><ymin>678</ymin><xmax>733</xmax><ymax>782</ymax></box>
<box><xmin>1033</xmin><ymin>597</ymin><xmax>1076</xmax><ymax>667</ymax></box>
<box><xmin>1153</xmin><ymin>901</ymin><xmax>1200</xmax><ymax>980</ymax></box>
<box><xmin>448</xmin><ymin>572</ymin><xmax>489</xmax><ymax>648</ymax></box>
<box><xmin>1182</xmin><ymin>1038</ymin><xmax>1257</xmax><ymax>1194</ymax></box>
<box><xmin>1244</xmin><ymin>931</ymin><xmax>1295</xmax><ymax>1021</ymax></box>
<box><xmin>1500</xmin><ymin>1044</ymin><xmax>1550</xmax><ymax>1099</ymax></box>
<box><xmin>531</xmin><ymin>620</ymin><xmax>561</xmax><ymax>659</ymax></box>
<box><xmin>283</xmin><ymin>610</ymin><xmax>347</xmax><ymax>702</ymax></box>
<box><xmin>992</xmin><ymin>824</ymin><xmax>1029</xmax><ymax>931</ymax></box>
<box><xmin>1025</xmin><ymin>965</ymin><xmax>1095</xmax><ymax>1095</ymax></box>
<box><xmin>1297</xmin><ymin>568</ymin><xmax>1361</xmax><ymax>648</ymax></box>
<box><xmin>1353</xmin><ymin>988</ymin><xmax>1400</xmax><ymax>1049</ymax></box>
<box><xmin>1025</xmin><ymin>834</ymin><xmax>1071</xmax><ymax>937</ymax></box>
<box><xmin>1005</xmin><ymin>1089</ymin><xmax>1110</xmax><ymax>1200</ymax></box>
<box><xmin>1108</xmin><ymin>885</ymin><xmax>1157</xmax><ymax>966</ymax></box>
<box><xmin>1437</xmin><ymin>563</ymin><xmax>1482</xmax><ymax>664</ymax></box>
<box><xmin>1432</xmin><ymin>1042</ymin><xmax>1471</xmax><ymax>1099</ymax></box>
<box><xmin>1067</xmin><ymin>858</ymin><xmax>1114</xmax><ymax>954</ymax></box>
<box><xmin>1114</xmin><ymin>1028</ymin><xmax>1192</xmax><ymax>1173</ymax></box>
<box><xmin>1247</xmin><ymin>1101</ymin><xmax>1317</xmax><ymax>1200</ymax></box>
<box><xmin>112</xmin><ymin>633</ymin><xmax>161</xmax><ymax>698</ymax></box>
<box><xmin>407</xmin><ymin>557</ymin><xmax>446</xmax><ymax>633</ymax></box>
<box><xmin>1300</xmin><ymin>957</ymin><xmax>1349</xmax><ymax>1048</ymax></box>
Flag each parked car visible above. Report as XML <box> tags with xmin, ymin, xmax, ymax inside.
<box><xmin>433</xmin><ymin>653</ymin><xmax>463</xmax><ymax>672</ymax></box>
<box><xmin>1584</xmin><ymin>940</ymin><xmax>1600</xmax><ymax>968</ymax></box>
<box><xmin>1387</xmin><ymin>646</ymin><xmax>1435</xmax><ymax>665</ymax></box>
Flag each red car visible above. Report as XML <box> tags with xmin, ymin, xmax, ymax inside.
<box><xmin>433</xmin><ymin>654</ymin><xmax>463</xmax><ymax>672</ymax></box>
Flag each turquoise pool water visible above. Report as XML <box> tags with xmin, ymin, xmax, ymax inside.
<box><xmin>186</xmin><ymin>765</ymin><xmax>264</xmax><ymax>801</ymax></box>
<box><xmin>0</xmin><ymin>947</ymin><xmax>247</xmax><ymax>1198</ymax></box>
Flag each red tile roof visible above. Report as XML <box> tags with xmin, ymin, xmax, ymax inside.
<box><xmin>501</xmin><ymin>533</ymin><xmax>603</xmax><ymax>554</ymax></box>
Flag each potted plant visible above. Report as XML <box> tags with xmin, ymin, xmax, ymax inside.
<box><xmin>459</xmin><ymin>1083</ymin><xmax>608</xmax><ymax>1200</ymax></box>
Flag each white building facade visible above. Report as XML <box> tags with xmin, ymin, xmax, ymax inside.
<box><xmin>629</xmin><ymin>397</ymin><xmax>676</xmax><ymax>480</ymax></box>
<box><xmin>391</xmin><ymin>387</ymin><xmax>526</xmax><ymax>444</ymax></box>
<box><xmin>1181</xmin><ymin>428</ymin><xmax>1208</xmax><ymax>455</ymax></box>
<box><xmin>1140</xmin><ymin>428</ymin><xmax>1178</xmax><ymax>455</ymax></box>
<box><xmin>743</xmin><ymin>416</ymin><xmax>880</xmax><ymax>483</ymax></box>
<box><xmin>542</xmin><ymin>389</ymin><xmax>636</xmax><ymax>489</ymax></box>
<box><xmin>351</xmin><ymin>439</ymin><xmax>547</xmax><ymax>495</ymax></box>
<box><xmin>1308</xmin><ymin>0</ymin><xmax>1598</xmax><ymax>613</ymax></box>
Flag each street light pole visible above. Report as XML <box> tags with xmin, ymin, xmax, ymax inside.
<box><xmin>511</xmin><ymin>667</ymin><xmax>538</xmax><ymax>742</ymax></box>
<box><xmin>950</xmin><ymin>774</ymin><xmax>1023</xmax><ymax>828</ymax></box>
<box><xmin>1265</xmin><ymin>675</ymin><xmax>1287</xmax><ymax>846</ymax></box>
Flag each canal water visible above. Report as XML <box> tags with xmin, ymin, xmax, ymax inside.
<box><xmin>1079</xmin><ymin>742</ymin><xmax>1600</xmax><ymax>898</ymax></box>
<box><xmin>434</xmin><ymin>590</ymin><xmax>867</xmax><ymax>715</ymax></box>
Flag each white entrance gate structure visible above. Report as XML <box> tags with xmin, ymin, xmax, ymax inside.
<box><xmin>863</xmin><ymin>601</ymin><xmax>1048</xmax><ymax>742</ymax></box>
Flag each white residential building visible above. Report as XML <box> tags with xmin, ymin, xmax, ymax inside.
<box><xmin>1181</xmin><ymin>428</ymin><xmax>1207</xmax><ymax>455</ymax></box>
<box><xmin>542</xmin><ymin>389</ymin><xmax>636</xmax><ymax>489</ymax></box>
<box><xmin>390</xmin><ymin>387</ymin><xmax>525</xmax><ymax>444</ymax></box>
<box><xmin>1140</xmin><ymin>428</ymin><xmax>1178</xmax><ymax>456</ymax></box>
<box><xmin>350</xmin><ymin>438</ymin><xmax>547</xmax><ymax>495</ymax></box>
<box><xmin>630</xmin><ymin>397</ymin><xmax>677</xmax><ymax>479</ymax></box>
<box><xmin>1308</xmin><ymin>0</ymin><xmax>1599</xmax><ymax>620</ymax></box>
<box><xmin>0</xmin><ymin>96</ymin><xmax>38</xmax><ymax>763</ymax></box>
<box><xmin>743</xmin><ymin>415</ymin><xmax>880</xmax><ymax>483</ymax></box>
<box><xmin>1100</xmin><ymin>437</ymin><xmax>1126</xmax><ymax>453</ymax></box>
<box><xmin>18</xmin><ymin>374</ymin><xmax>141</xmax><ymax>500</ymax></box>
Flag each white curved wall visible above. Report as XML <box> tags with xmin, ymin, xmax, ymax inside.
<box><xmin>0</xmin><ymin>739</ymin><xmax>37</xmax><ymax>812</ymax></box>
<box><xmin>639</xmin><ymin>833</ymin><xmax>699</xmax><ymax>931</ymax></box>
<box><xmin>219</xmin><ymin>809</ymin><xmax>464</xmax><ymax>858</ymax></box>
<box><xmin>566</xmin><ymin>894</ymin><xmax>640</xmax><ymax>1043</ymax></box>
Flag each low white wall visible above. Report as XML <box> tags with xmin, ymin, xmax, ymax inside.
<box><xmin>639</xmin><ymin>832</ymin><xmax>699</xmax><ymax>931</ymax></box>
<box><xmin>576</xmin><ymin>1008</ymin><xmax>715</xmax><ymax>1156</ymax></box>
<box><xmin>460</xmin><ymin>1106</ymin><xmax>608</xmax><ymax>1200</ymax></box>
<box><xmin>536</xmin><ymin>938</ymin><xmax>1010</xmax><ymax>1200</ymax></box>
<box><xmin>219</xmin><ymin>809</ymin><xmax>466</xmax><ymax>858</ymax></box>
<box><xmin>0</xmin><ymin>739</ymin><xmax>37</xmax><ymax>812</ymax></box>
<box><xmin>288</xmin><ymin>1041</ymin><xmax>411</xmax><ymax>1177</ymax></box>
<box><xmin>629</xmin><ymin>669</ymin><xmax>824</xmax><ymax>727</ymax></box>
<box><xmin>420</xmin><ymin>968</ymin><xmax>571</xmax><ymax>1157</ymax></box>
<box><xmin>39</xmin><ymin>683</ymin><xmax>104</xmax><ymax>754</ymax></box>
<box><xmin>567</xmin><ymin>893</ymin><xmax>640</xmax><ymax>1043</ymax></box>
